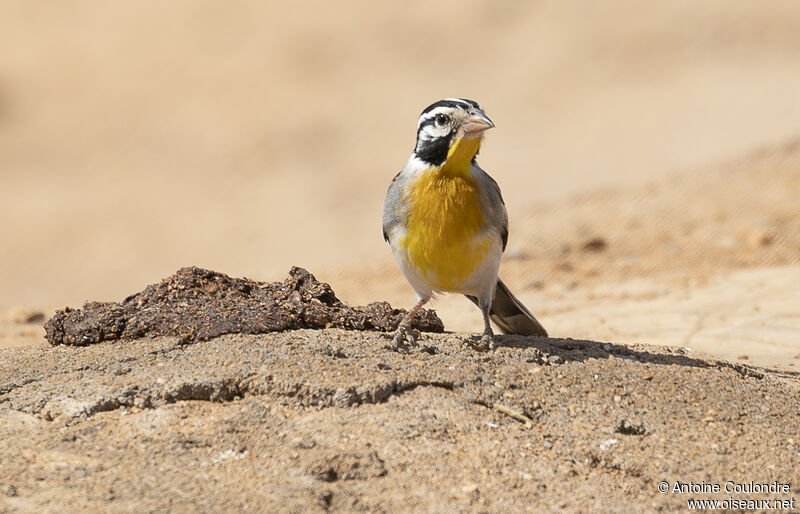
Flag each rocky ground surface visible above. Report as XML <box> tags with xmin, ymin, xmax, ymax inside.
<box><xmin>2</xmin><ymin>329</ymin><xmax>799</xmax><ymax>512</ymax></box>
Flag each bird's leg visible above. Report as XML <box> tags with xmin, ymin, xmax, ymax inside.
<box><xmin>480</xmin><ymin>303</ymin><xmax>496</xmax><ymax>350</ymax></box>
<box><xmin>391</xmin><ymin>298</ymin><xmax>428</xmax><ymax>349</ymax></box>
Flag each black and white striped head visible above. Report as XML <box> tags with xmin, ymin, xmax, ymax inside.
<box><xmin>413</xmin><ymin>98</ymin><xmax>494</xmax><ymax>166</ymax></box>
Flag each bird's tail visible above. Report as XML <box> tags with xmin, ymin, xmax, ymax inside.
<box><xmin>467</xmin><ymin>279</ymin><xmax>548</xmax><ymax>337</ymax></box>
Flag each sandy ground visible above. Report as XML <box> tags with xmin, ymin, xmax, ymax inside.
<box><xmin>2</xmin><ymin>331</ymin><xmax>799</xmax><ymax>512</ymax></box>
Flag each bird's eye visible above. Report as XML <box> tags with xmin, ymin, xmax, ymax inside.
<box><xmin>435</xmin><ymin>113</ymin><xmax>449</xmax><ymax>127</ymax></box>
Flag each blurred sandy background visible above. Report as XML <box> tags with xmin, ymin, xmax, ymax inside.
<box><xmin>2</xmin><ymin>1</ymin><xmax>799</xmax><ymax>367</ymax></box>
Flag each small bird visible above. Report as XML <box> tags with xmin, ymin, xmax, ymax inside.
<box><xmin>383</xmin><ymin>98</ymin><xmax>547</xmax><ymax>347</ymax></box>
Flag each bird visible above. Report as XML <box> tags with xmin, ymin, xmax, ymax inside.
<box><xmin>382</xmin><ymin>98</ymin><xmax>547</xmax><ymax>348</ymax></box>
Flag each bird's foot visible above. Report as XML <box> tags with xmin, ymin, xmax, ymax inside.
<box><xmin>464</xmin><ymin>333</ymin><xmax>496</xmax><ymax>352</ymax></box>
<box><xmin>481</xmin><ymin>333</ymin><xmax>498</xmax><ymax>351</ymax></box>
<box><xmin>386</xmin><ymin>327</ymin><xmax>420</xmax><ymax>352</ymax></box>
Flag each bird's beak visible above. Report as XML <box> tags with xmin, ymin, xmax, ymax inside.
<box><xmin>462</xmin><ymin>111</ymin><xmax>495</xmax><ymax>136</ymax></box>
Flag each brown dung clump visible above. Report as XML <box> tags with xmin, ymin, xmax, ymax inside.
<box><xmin>44</xmin><ymin>266</ymin><xmax>443</xmax><ymax>346</ymax></box>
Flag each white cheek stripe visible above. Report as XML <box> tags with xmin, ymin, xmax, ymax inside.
<box><xmin>420</xmin><ymin>125</ymin><xmax>449</xmax><ymax>141</ymax></box>
<box><xmin>417</xmin><ymin>106</ymin><xmax>459</xmax><ymax>129</ymax></box>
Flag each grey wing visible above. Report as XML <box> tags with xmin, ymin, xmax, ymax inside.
<box><xmin>473</xmin><ymin>164</ymin><xmax>509</xmax><ymax>250</ymax></box>
<box><xmin>382</xmin><ymin>170</ymin><xmax>406</xmax><ymax>243</ymax></box>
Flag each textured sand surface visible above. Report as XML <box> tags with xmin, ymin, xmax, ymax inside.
<box><xmin>2</xmin><ymin>331</ymin><xmax>798</xmax><ymax>511</ymax></box>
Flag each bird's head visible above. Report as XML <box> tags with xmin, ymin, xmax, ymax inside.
<box><xmin>413</xmin><ymin>98</ymin><xmax>494</xmax><ymax>169</ymax></box>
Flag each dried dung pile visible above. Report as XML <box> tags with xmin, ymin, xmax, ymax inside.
<box><xmin>44</xmin><ymin>266</ymin><xmax>443</xmax><ymax>346</ymax></box>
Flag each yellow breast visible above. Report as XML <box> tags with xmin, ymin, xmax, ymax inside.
<box><xmin>401</xmin><ymin>137</ymin><xmax>489</xmax><ymax>291</ymax></box>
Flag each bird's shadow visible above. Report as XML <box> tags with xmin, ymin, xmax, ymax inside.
<box><xmin>454</xmin><ymin>333</ymin><xmax>798</xmax><ymax>380</ymax></box>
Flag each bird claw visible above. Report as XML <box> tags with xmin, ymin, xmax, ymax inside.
<box><xmin>463</xmin><ymin>333</ymin><xmax>496</xmax><ymax>352</ymax></box>
<box><xmin>386</xmin><ymin>328</ymin><xmax>420</xmax><ymax>352</ymax></box>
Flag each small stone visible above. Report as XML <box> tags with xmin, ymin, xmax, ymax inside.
<box><xmin>599</xmin><ymin>439</ymin><xmax>618</xmax><ymax>451</ymax></box>
<box><xmin>526</xmin><ymin>279</ymin><xmax>544</xmax><ymax>290</ymax></box>
<box><xmin>6</xmin><ymin>306</ymin><xmax>46</xmax><ymax>324</ymax></box>
<box><xmin>556</xmin><ymin>261</ymin><xmax>574</xmax><ymax>273</ymax></box>
<box><xmin>737</xmin><ymin>355</ymin><xmax>749</xmax><ymax>360</ymax></box>
<box><xmin>461</xmin><ymin>483</ymin><xmax>479</xmax><ymax>494</ymax></box>
<box><xmin>581</xmin><ymin>237</ymin><xmax>607</xmax><ymax>252</ymax></box>
<box><xmin>746</xmin><ymin>229</ymin><xmax>773</xmax><ymax>247</ymax></box>
<box><xmin>616</xmin><ymin>419</ymin><xmax>647</xmax><ymax>436</ymax></box>
<box><xmin>316</xmin><ymin>489</ymin><xmax>334</xmax><ymax>510</ymax></box>
<box><xmin>296</xmin><ymin>439</ymin><xmax>316</xmax><ymax>450</ymax></box>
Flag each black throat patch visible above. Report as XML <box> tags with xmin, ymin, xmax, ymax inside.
<box><xmin>414</xmin><ymin>127</ymin><xmax>453</xmax><ymax>166</ymax></box>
